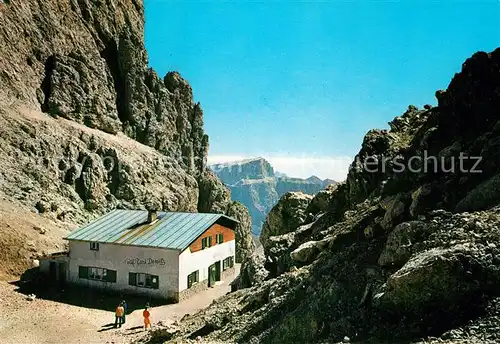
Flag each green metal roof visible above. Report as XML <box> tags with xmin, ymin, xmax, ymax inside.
<box><xmin>64</xmin><ymin>210</ymin><xmax>239</xmax><ymax>251</ymax></box>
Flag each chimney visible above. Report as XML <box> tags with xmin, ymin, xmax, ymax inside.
<box><xmin>147</xmin><ymin>210</ymin><xmax>157</xmax><ymax>223</ymax></box>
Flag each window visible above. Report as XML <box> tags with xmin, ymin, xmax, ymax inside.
<box><xmin>222</xmin><ymin>256</ymin><xmax>234</xmax><ymax>271</ymax></box>
<box><xmin>78</xmin><ymin>266</ymin><xmax>116</xmax><ymax>283</ymax></box>
<box><xmin>201</xmin><ymin>236</ymin><xmax>212</xmax><ymax>249</ymax></box>
<box><xmin>187</xmin><ymin>270</ymin><xmax>199</xmax><ymax>288</ymax></box>
<box><xmin>89</xmin><ymin>267</ymin><xmax>106</xmax><ymax>280</ymax></box>
<box><xmin>128</xmin><ymin>272</ymin><xmax>159</xmax><ymax>289</ymax></box>
<box><xmin>90</xmin><ymin>242</ymin><xmax>99</xmax><ymax>251</ymax></box>
<box><xmin>216</xmin><ymin>233</ymin><xmax>224</xmax><ymax>244</ymax></box>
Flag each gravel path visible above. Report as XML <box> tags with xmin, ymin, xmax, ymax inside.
<box><xmin>0</xmin><ymin>266</ymin><xmax>238</xmax><ymax>344</ymax></box>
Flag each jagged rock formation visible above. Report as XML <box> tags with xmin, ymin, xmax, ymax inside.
<box><xmin>211</xmin><ymin>157</ymin><xmax>335</xmax><ymax>235</ymax></box>
<box><xmin>234</xmin><ymin>246</ymin><xmax>269</xmax><ymax>289</ymax></box>
<box><xmin>1</xmin><ymin>0</ymin><xmax>208</xmax><ymax>172</ymax></box>
<box><xmin>260</xmin><ymin>192</ymin><xmax>313</xmax><ymax>250</ymax></box>
<box><xmin>259</xmin><ymin>189</ymin><xmax>339</xmax><ymax>279</ymax></box>
<box><xmin>0</xmin><ymin>106</ymin><xmax>200</xmax><ymax>223</ymax></box>
<box><xmin>226</xmin><ymin>201</ymin><xmax>255</xmax><ymax>263</ymax></box>
<box><xmin>0</xmin><ymin>0</ymin><xmax>253</xmax><ymax>275</ymax></box>
<box><xmin>158</xmin><ymin>48</ymin><xmax>500</xmax><ymax>344</ymax></box>
<box><xmin>197</xmin><ymin>170</ymin><xmax>232</xmax><ymax>214</ymax></box>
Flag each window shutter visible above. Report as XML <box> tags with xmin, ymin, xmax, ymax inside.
<box><xmin>188</xmin><ymin>274</ymin><xmax>192</xmax><ymax>288</ymax></box>
<box><xmin>195</xmin><ymin>270</ymin><xmax>199</xmax><ymax>282</ymax></box>
<box><xmin>78</xmin><ymin>266</ymin><xmax>88</xmax><ymax>279</ymax></box>
<box><xmin>208</xmin><ymin>236</ymin><xmax>212</xmax><ymax>247</ymax></box>
<box><xmin>220</xmin><ymin>234</ymin><xmax>224</xmax><ymax>243</ymax></box>
<box><xmin>202</xmin><ymin>238</ymin><xmax>206</xmax><ymax>249</ymax></box>
<box><xmin>106</xmin><ymin>269</ymin><xmax>117</xmax><ymax>283</ymax></box>
<box><xmin>151</xmin><ymin>275</ymin><xmax>159</xmax><ymax>289</ymax></box>
<box><xmin>129</xmin><ymin>272</ymin><xmax>137</xmax><ymax>286</ymax></box>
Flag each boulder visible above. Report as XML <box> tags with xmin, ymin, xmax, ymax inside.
<box><xmin>409</xmin><ymin>184</ymin><xmax>432</xmax><ymax>217</ymax></box>
<box><xmin>33</xmin><ymin>225</ymin><xmax>46</xmax><ymax>234</ymax></box>
<box><xmin>260</xmin><ymin>192</ymin><xmax>313</xmax><ymax>249</ymax></box>
<box><xmin>290</xmin><ymin>240</ymin><xmax>325</xmax><ymax>263</ymax></box>
<box><xmin>305</xmin><ymin>182</ymin><xmax>341</xmax><ymax>215</ymax></box>
<box><xmin>375</xmin><ymin>243</ymin><xmax>500</xmax><ymax>314</ymax></box>
<box><xmin>379</xmin><ymin>194</ymin><xmax>407</xmax><ymax>230</ymax></box>
<box><xmin>378</xmin><ymin>221</ymin><xmax>428</xmax><ymax>267</ymax></box>
<box><xmin>237</xmin><ymin>250</ymin><xmax>269</xmax><ymax>289</ymax></box>
<box><xmin>455</xmin><ymin>174</ymin><xmax>500</xmax><ymax>213</ymax></box>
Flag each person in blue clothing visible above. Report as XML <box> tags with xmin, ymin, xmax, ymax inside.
<box><xmin>121</xmin><ymin>300</ymin><xmax>128</xmax><ymax>324</ymax></box>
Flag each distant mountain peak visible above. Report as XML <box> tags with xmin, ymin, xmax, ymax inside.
<box><xmin>239</xmin><ymin>156</ymin><xmax>268</xmax><ymax>164</ymax></box>
<box><xmin>211</xmin><ymin>156</ymin><xmax>268</xmax><ymax>169</ymax></box>
<box><xmin>274</xmin><ymin>170</ymin><xmax>288</xmax><ymax>178</ymax></box>
<box><xmin>209</xmin><ymin>157</ymin><xmax>274</xmax><ymax>185</ymax></box>
<box><xmin>306</xmin><ymin>175</ymin><xmax>323</xmax><ymax>184</ymax></box>
<box><xmin>323</xmin><ymin>178</ymin><xmax>336</xmax><ymax>185</ymax></box>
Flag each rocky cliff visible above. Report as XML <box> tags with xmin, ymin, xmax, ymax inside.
<box><xmin>0</xmin><ymin>0</ymin><xmax>253</xmax><ymax>276</ymax></box>
<box><xmin>211</xmin><ymin>157</ymin><xmax>335</xmax><ymax>235</ymax></box>
<box><xmin>0</xmin><ymin>0</ymin><xmax>207</xmax><ymax>172</ymax></box>
<box><xmin>158</xmin><ymin>48</ymin><xmax>500</xmax><ymax>344</ymax></box>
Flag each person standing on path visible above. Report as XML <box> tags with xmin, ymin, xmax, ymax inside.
<box><xmin>114</xmin><ymin>302</ymin><xmax>124</xmax><ymax>328</ymax></box>
<box><xmin>121</xmin><ymin>300</ymin><xmax>128</xmax><ymax>324</ymax></box>
<box><xmin>143</xmin><ymin>305</ymin><xmax>151</xmax><ymax>330</ymax></box>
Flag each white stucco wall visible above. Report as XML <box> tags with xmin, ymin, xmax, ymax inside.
<box><xmin>68</xmin><ymin>241</ymin><xmax>179</xmax><ymax>299</ymax></box>
<box><xmin>178</xmin><ymin>240</ymin><xmax>235</xmax><ymax>291</ymax></box>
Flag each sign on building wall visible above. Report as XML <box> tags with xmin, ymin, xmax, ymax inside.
<box><xmin>124</xmin><ymin>257</ymin><xmax>166</xmax><ymax>267</ymax></box>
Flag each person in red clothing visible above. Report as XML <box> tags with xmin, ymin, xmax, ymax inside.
<box><xmin>143</xmin><ymin>305</ymin><xmax>151</xmax><ymax>330</ymax></box>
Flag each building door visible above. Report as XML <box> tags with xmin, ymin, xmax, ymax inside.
<box><xmin>214</xmin><ymin>261</ymin><xmax>221</xmax><ymax>281</ymax></box>
<box><xmin>58</xmin><ymin>262</ymin><xmax>66</xmax><ymax>285</ymax></box>
<box><xmin>208</xmin><ymin>264</ymin><xmax>216</xmax><ymax>287</ymax></box>
<box><xmin>49</xmin><ymin>261</ymin><xmax>56</xmax><ymax>282</ymax></box>
<box><xmin>208</xmin><ymin>261</ymin><xmax>221</xmax><ymax>287</ymax></box>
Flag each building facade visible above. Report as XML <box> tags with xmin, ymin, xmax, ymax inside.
<box><xmin>40</xmin><ymin>210</ymin><xmax>238</xmax><ymax>302</ymax></box>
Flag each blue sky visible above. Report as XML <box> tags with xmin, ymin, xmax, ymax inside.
<box><xmin>144</xmin><ymin>1</ymin><xmax>499</xmax><ymax>180</ymax></box>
